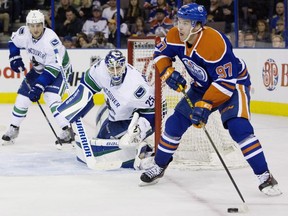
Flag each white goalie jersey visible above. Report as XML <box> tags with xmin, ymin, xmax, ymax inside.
<box><xmin>85</xmin><ymin>59</ymin><xmax>155</xmax><ymax>122</ymax></box>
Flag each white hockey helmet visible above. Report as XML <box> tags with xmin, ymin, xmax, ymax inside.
<box><xmin>26</xmin><ymin>10</ymin><xmax>45</xmax><ymax>26</ymax></box>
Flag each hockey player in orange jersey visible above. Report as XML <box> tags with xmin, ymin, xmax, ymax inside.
<box><xmin>139</xmin><ymin>3</ymin><xmax>282</xmax><ymax>196</ymax></box>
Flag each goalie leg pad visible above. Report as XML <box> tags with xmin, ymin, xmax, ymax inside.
<box><xmin>56</xmin><ymin>83</ymin><xmax>94</xmax><ymax>123</ymax></box>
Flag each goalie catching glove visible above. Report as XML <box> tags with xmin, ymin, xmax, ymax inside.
<box><xmin>119</xmin><ymin>112</ymin><xmax>152</xmax><ymax>149</ymax></box>
<box><xmin>160</xmin><ymin>67</ymin><xmax>187</xmax><ymax>92</ymax></box>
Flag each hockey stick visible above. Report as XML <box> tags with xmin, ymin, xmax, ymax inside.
<box><xmin>178</xmin><ymin>84</ymin><xmax>248</xmax><ymax>212</ymax></box>
<box><xmin>54</xmin><ymin>49</ymin><xmax>122</xmax><ymax>170</ymax></box>
<box><xmin>24</xmin><ymin>78</ymin><xmax>63</xmax><ymax>149</ymax></box>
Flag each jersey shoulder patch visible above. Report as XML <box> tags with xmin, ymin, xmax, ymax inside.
<box><xmin>50</xmin><ymin>38</ymin><xmax>60</xmax><ymax>47</ymax></box>
<box><xmin>134</xmin><ymin>86</ymin><xmax>146</xmax><ymax>99</ymax></box>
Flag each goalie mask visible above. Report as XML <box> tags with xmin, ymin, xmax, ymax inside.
<box><xmin>105</xmin><ymin>50</ymin><xmax>126</xmax><ymax>86</ymax></box>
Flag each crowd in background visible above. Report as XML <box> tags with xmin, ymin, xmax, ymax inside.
<box><xmin>0</xmin><ymin>0</ymin><xmax>287</xmax><ymax>48</ymax></box>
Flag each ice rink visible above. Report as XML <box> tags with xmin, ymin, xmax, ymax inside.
<box><xmin>0</xmin><ymin>104</ymin><xmax>287</xmax><ymax>216</ymax></box>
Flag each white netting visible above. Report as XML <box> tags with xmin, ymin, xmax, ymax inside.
<box><xmin>128</xmin><ymin>37</ymin><xmax>247</xmax><ymax>170</ymax></box>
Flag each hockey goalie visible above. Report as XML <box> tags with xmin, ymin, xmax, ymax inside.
<box><xmin>56</xmin><ymin>49</ymin><xmax>156</xmax><ymax>170</ymax></box>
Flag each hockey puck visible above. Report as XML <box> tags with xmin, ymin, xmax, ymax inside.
<box><xmin>227</xmin><ymin>208</ymin><xmax>239</xmax><ymax>213</ymax></box>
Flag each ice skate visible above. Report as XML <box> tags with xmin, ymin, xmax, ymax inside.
<box><xmin>1</xmin><ymin>125</ymin><xmax>19</xmax><ymax>145</ymax></box>
<box><xmin>258</xmin><ymin>171</ymin><xmax>282</xmax><ymax>196</ymax></box>
<box><xmin>139</xmin><ymin>162</ymin><xmax>166</xmax><ymax>186</ymax></box>
<box><xmin>55</xmin><ymin>126</ymin><xmax>75</xmax><ymax>145</ymax></box>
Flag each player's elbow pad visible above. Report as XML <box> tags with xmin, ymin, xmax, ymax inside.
<box><xmin>8</xmin><ymin>41</ymin><xmax>21</xmax><ymax>57</ymax></box>
<box><xmin>36</xmin><ymin>70</ymin><xmax>56</xmax><ymax>88</ymax></box>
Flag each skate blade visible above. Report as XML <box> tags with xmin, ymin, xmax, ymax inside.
<box><xmin>1</xmin><ymin>139</ymin><xmax>15</xmax><ymax>146</ymax></box>
<box><xmin>262</xmin><ymin>185</ymin><xmax>283</xmax><ymax>196</ymax></box>
<box><xmin>138</xmin><ymin>179</ymin><xmax>160</xmax><ymax>187</ymax></box>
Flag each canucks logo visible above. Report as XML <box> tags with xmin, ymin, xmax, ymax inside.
<box><xmin>50</xmin><ymin>38</ymin><xmax>60</xmax><ymax>47</ymax></box>
<box><xmin>182</xmin><ymin>58</ymin><xmax>207</xmax><ymax>81</ymax></box>
<box><xmin>134</xmin><ymin>86</ymin><xmax>146</xmax><ymax>99</ymax></box>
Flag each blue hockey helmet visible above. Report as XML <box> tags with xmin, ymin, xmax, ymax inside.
<box><xmin>104</xmin><ymin>49</ymin><xmax>126</xmax><ymax>85</ymax></box>
<box><xmin>177</xmin><ymin>3</ymin><xmax>207</xmax><ymax>26</ymax></box>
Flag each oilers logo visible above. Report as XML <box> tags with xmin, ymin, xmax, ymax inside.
<box><xmin>262</xmin><ymin>58</ymin><xmax>279</xmax><ymax>91</ymax></box>
<box><xmin>182</xmin><ymin>58</ymin><xmax>207</xmax><ymax>81</ymax></box>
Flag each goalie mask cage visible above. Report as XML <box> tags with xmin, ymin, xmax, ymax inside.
<box><xmin>127</xmin><ymin>37</ymin><xmax>247</xmax><ymax>170</ymax></box>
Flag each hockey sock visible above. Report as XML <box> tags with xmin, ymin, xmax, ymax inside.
<box><xmin>155</xmin><ymin>111</ymin><xmax>190</xmax><ymax>167</ymax></box>
<box><xmin>227</xmin><ymin>118</ymin><xmax>268</xmax><ymax>175</ymax></box>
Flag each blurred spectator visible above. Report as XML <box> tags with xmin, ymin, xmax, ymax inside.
<box><xmin>273</xmin><ymin>18</ymin><xmax>286</xmax><ymax>40</ymax></box>
<box><xmin>207</xmin><ymin>0</ymin><xmax>224</xmax><ymax>22</ymax></box>
<box><xmin>79</xmin><ymin>0</ymin><xmax>93</xmax><ymax>22</ymax></box>
<box><xmin>56</xmin><ymin>0</ymin><xmax>79</xmax><ymax>24</ymax></box>
<box><xmin>143</xmin><ymin>0</ymin><xmax>174</xmax><ymax>9</ymax></box>
<box><xmin>58</xmin><ymin>8</ymin><xmax>83</xmax><ymax>37</ymax></box>
<box><xmin>130</xmin><ymin>16</ymin><xmax>149</xmax><ymax>37</ymax></box>
<box><xmin>63</xmin><ymin>35</ymin><xmax>76</xmax><ymax>48</ymax></box>
<box><xmin>102</xmin><ymin>0</ymin><xmax>124</xmax><ymax>20</ymax></box>
<box><xmin>238</xmin><ymin>30</ymin><xmax>245</xmax><ymax>47</ymax></box>
<box><xmin>148</xmin><ymin>8</ymin><xmax>173</xmax><ymax>37</ymax></box>
<box><xmin>271</xmin><ymin>34</ymin><xmax>285</xmax><ymax>48</ymax></box>
<box><xmin>71</xmin><ymin>0</ymin><xmax>82</xmax><ymax>9</ymax></box>
<box><xmin>221</xmin><ymin>0</ymin><xmax>234</xmax><ymax>33</ymax></box>
<box><xmin>89</xmin><ymin>31</ymin><xmax>115</xmax><ymax>48</ymax></box>
<box><xmin>270</xmin><ymin>1</ymin><xmax>284</xmax><ymax>35</ymax></box>
<box><xmin>240</xmin><ymin>0</ymin><xmax>269</xmax><ymax>31</ymax></box>
<box><xmin>125</xmin><ymin>0</ymin><xmax>145</xmax><ymax>25</ymax></box>
<box><xmin>75</xmin><ymin>32</ymin><xmax>92</xmax><ymax>48</ymax></box>
<box><xmin>0</xmin><ymin>0</ymin><xmax>11</xmax><ymax>35</ymax></box>
<box><xmin>44</xmin><ymin>7</ymin><xmax>54</xmax><ymax>28</ymax></box>
<box><xmin>93</xmin><ymin>0</ymin><xmax>109</xmax><ymax>8</ymax></box>
<box><xmin>112</xmin><ymin>12</ymin><xmax>130</xmax><ymax>36</ymax></box>
<box><xmin>148</xmin><ymin>0</ymin><xmax>172</xmax><ymax>22</ymax></box>
<box><xmin>107</xmin><ymin>19</ymin><xmax>127</xmax><ymax>48</ymax></box>
<box><xmin>255</xmin><ymin>19</ymin><xmax>271</xmax><ymax>47</ymax></box>
<box><xmin>82</xmin><ymin>5</ymin><xmax>109</xmax><ymax>38</ymax></box>
<box><xmin>244</xmin><ymin>31</ymin><xmax>256</xmax><ymax>48</ymax></box>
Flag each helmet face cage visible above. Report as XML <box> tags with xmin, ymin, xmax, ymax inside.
<box><xmin>177</xmin><ymin>3</ymin><xmax>207</xmax><ymax>26</ymax></box>
<box><xmin>104</xmin><ymin>50</ymin><xmax>126</xmax><ymax>85</ymax></box>
<box><xmin>26</xmin><ymin>10</ymin><xmax>45</xmax><ymax>26</ymax></box>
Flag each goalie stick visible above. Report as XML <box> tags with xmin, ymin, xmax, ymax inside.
<box><xmin>54</xmin><ymin>49</ymin><xmax>122</xmax><ymax>170</ymax></box>
<box><xmin>178</xmin><ymin>84</ymin><xmax>248</xmax><ymax>213</ymax></box>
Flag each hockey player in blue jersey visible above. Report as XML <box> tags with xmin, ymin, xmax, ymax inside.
<box><xmin>139</xmin><ymin>3</ymin><xmax>282</xmax><ymax>196</ymax></box>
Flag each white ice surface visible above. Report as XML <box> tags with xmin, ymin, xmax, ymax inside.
<box><xmin>0</xmin><ymin>104</ymin><xmax>287</xmax><ymax>216</ymax></box>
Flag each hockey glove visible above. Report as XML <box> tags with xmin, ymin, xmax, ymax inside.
<box><xmin>191</xmin><ymin>100</ymin><xmax>213</xmax><ymax>128</ymax></box>
<box><xmin>28</xmin><ymin>84</ymin><xmax>45</xmax><ymax>102</ymax></box>
<box><xmin>9</xmin><ymin>55</ymin><xmax>26</xmax><ymax>73</ymax></box>
<box><xmin>160</xmin><ymin>67</ymin><xmax>187</xmax><ymax>92</ymax></box>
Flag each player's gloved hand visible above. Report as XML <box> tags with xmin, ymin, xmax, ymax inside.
<box><xmin>28</xmin><ymin>84</ymin><xmax>45</xmax><ymax>102</ymax></box>
<box><xmin>160</xmin><ymin>67</ymin><xmax>187</xmax><ymax>92</ymax></box>
<box><xmin>191</xmin><ymin>100</ymin><xmax>213</xmax><ymax>128</ymax></box>
<box><xmin>9</xmin><ymin>55</ymin><xmax>26</xmax><ymax>73</ymax></box>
